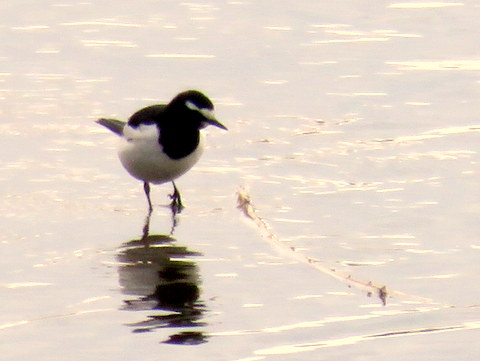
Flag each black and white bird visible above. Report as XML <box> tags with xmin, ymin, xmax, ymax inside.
<box><xmin>97</xmin><ymin>90</ymin><xmax>227</xmax><ymax>215</ymax></box>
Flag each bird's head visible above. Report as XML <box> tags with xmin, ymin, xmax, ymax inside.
<box><xmin>168</xmin><ymin>90</ymin><xmax>228</xmax><ymax>131</ymax></box>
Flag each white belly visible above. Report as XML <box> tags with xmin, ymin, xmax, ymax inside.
<box><xmin>118</xmin><ymin>124</ymin><xmax>204</xmax><ymax>184</ymax></box>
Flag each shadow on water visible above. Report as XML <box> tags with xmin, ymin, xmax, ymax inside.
<box><xmin>116</xmin><ymin>213</ymin><xmax>208</xmax><ymax>345</ymax></box>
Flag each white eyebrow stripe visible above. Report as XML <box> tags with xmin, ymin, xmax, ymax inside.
<box><xmin>185</xmin><ymin>100</ymin><xmax>216</xmax><ymax>120</ymax></box>
<box><xmin>186</xmin><ymin>100</ymin><xmax>200</xmax><ymax>111</ymax></box>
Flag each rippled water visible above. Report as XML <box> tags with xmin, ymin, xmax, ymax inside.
<box><xmin>1</xmin><ymin>1</ymin><xmax>479</xmax><ymax>360</ymax></box>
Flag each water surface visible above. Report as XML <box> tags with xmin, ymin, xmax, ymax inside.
<box><xmin>1</xmin><ymin>1</ymin><xmax>479</xmax><ymax>360</ymax></box>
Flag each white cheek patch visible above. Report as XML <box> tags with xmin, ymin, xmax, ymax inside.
<box><xmin>186</xmin><ymin>100</ymin><xmax>216</xmax><ymax>121</ymax></box>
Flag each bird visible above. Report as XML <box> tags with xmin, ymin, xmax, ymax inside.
<box><xmin>96</xmin><ymin>90</ymin><xmax>227</xmax><ymax>215</ymax></box>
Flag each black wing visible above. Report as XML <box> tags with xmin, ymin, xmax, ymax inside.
<box><xmin>128</xmin><ymin>104</ymin><xmax>167</xmax><ymax>128</ymax></box>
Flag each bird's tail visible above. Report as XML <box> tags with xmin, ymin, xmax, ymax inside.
<box><xmin>96</xmin><ymin>118</ymin><xmax>126</xmax><ymax>136</ymax></box>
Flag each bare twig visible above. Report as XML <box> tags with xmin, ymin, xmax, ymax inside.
<box><xmin>237</xmin><ymin>188</ymin><xmax>433</xmax><ymax>306</ymax></box>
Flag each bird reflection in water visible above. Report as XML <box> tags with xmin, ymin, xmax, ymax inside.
<box><xmin>117</xmin><ymin>230</ymin><xmax>207</xmax><ymax>345</ymax></box>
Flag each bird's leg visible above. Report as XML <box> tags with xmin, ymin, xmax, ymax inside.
<box><xmin>169</xmin><ymin>181</ymin><xmax>184</xmax><ymax>215</ymax></box>
<box><xmin>142</xmin><ymin>209</ymin><xmax>152</xmax><ymax>240</ymax></box>
<box><xmin>143</xmin><ymin>181</ymin><xmax>153</xmax><ymax>213</ymax></box>
<box><xmin>142</xmin><ymin>182</ymin><xmax>153</xmax><ymax>239</ymax></box>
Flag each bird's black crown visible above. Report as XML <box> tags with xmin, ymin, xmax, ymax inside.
<box><xmin>168</xmin><ymin>90</ymin><xmax>214</xmax><ymax>111</ymax></box>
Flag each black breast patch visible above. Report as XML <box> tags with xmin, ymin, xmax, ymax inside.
<box><xmin>160</xmin><ymin>126</ymin><xmax>200</xmax><ymax>160</ymax></box>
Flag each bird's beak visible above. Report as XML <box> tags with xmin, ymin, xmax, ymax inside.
<box><xmin>200</xmin><ymin>108</ymin><xmax>228</xmax><ymax>130</ymax></box>
<box><xmin>205</xmin><ymin>117</ymin><xmax>228</xmax><ymax>131</ymax></box>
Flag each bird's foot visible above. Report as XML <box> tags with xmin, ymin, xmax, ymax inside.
<box><xmin>169</xmin><ymin>182</ymin><xmax>184</xmax><ymax>215</ymax></box>
<box><xmin>169</xmin><ymin>193</ymin><xmax>184</xmax><ymax>215</ymax></box>
<box><xmin>170</xmin><ymin>194</ymin><xmax>185</xmax><ymax>216</ymax></box>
